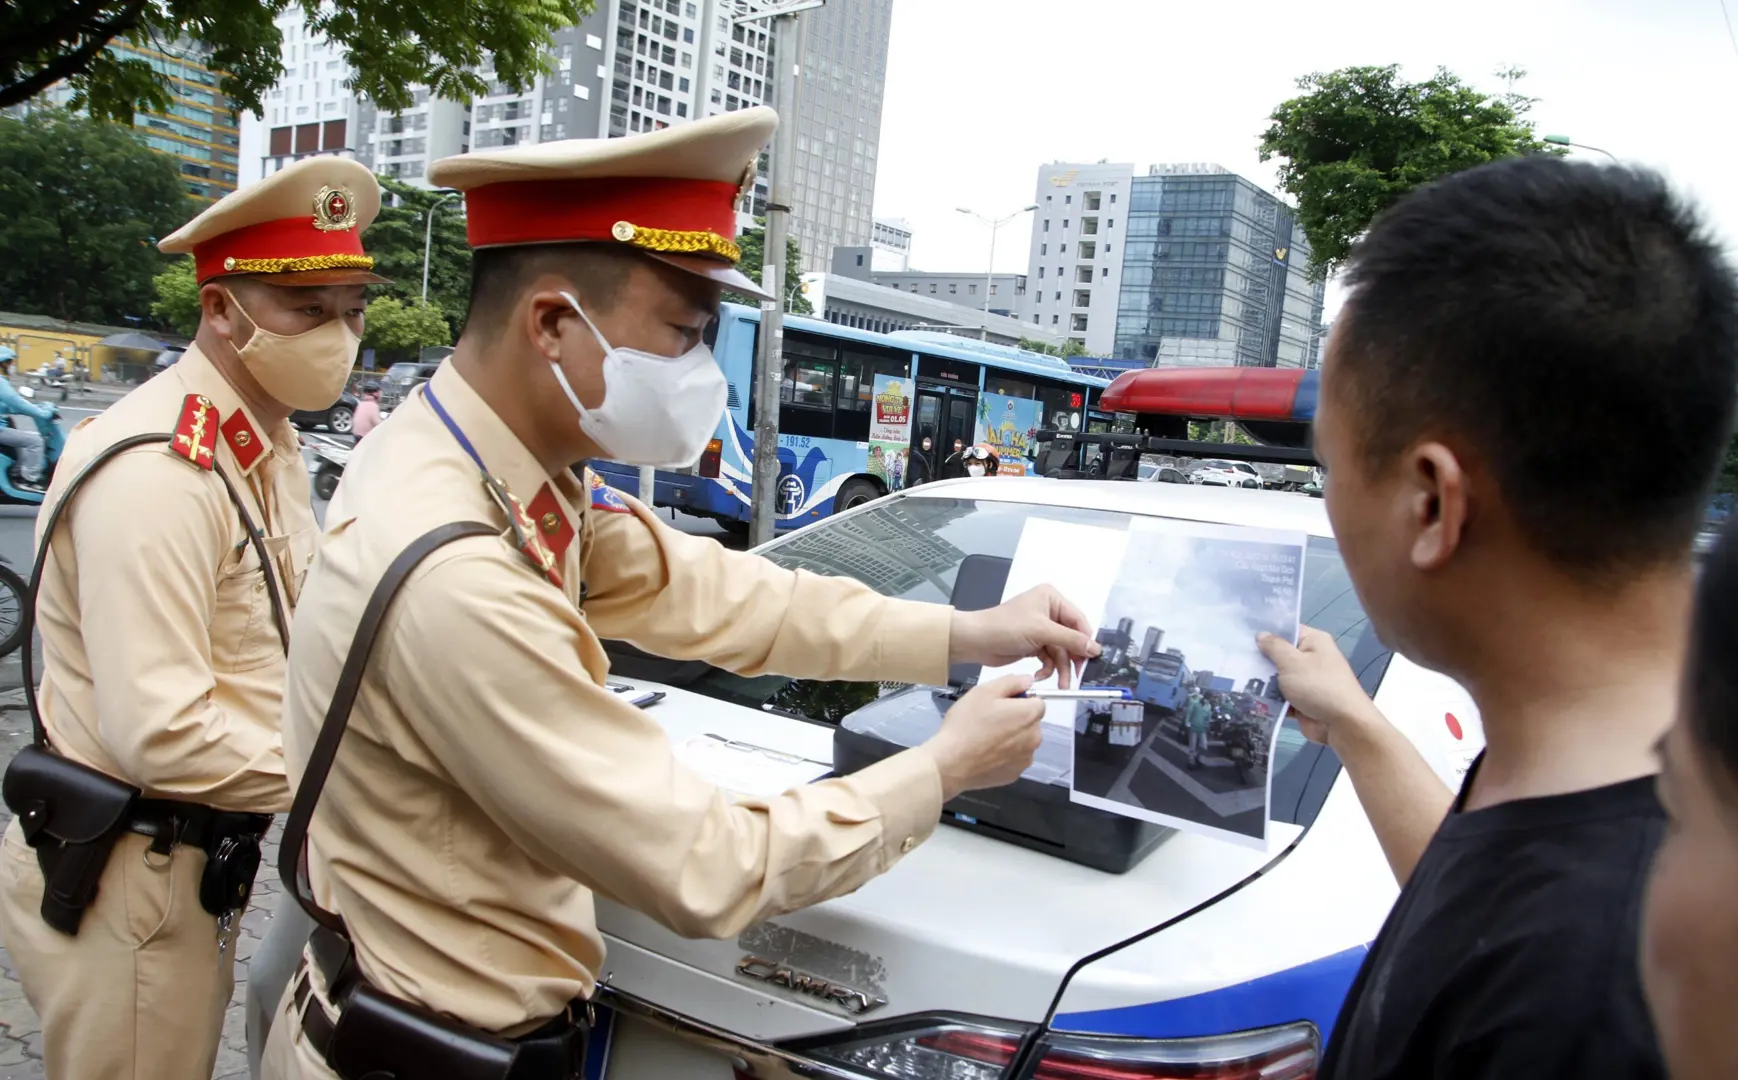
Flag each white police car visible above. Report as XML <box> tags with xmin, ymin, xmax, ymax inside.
<box><xmin>588</xmin><ymin>476</ymin><xmax>1483</xmax><ymax>1080</ymax></box>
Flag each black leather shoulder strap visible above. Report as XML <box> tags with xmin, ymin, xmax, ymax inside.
<box><xmin>23</xmin><ymin>432</ymin><xmax>291</xmax><ymax>748</ymax></box>
<box><xmin>281</xmin><ymin>521</ymin><xmax>499</xmax><ymax>934</ymax></box>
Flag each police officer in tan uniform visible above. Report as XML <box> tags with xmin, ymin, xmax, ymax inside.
<box><xmin>0</xmin><ymin>157</ymin><xmax>386</xmax><ymax>1080</ymax></box>
<box><xmin>262</xmin><ymin>108</ymin><xmax>1099</xmax><ymax>1078</ymax></box>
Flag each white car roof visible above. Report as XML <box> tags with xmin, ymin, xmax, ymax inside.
<box><xmin>895</xmin><ymin>476</ymin><xmax>1335</xmax><ymax>538</ymax></box>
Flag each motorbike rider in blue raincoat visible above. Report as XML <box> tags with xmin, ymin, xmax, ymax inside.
<box><xmin>0</xmin><ymin>348</ymin><xmax>54</xmax><ymax>491</ymax></box>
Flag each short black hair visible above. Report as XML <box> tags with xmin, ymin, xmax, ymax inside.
<box><xmin>1335</xmin><ymin>154</ymin><xmax>1738</xmax><ymax>574</ymax></box>
<box><xmin>463</xmin><ymin>243</ymin><xmax>638</xmax><ymax>336</ymax></box>
<box><xmin>1688</xmin><ymin>515</ymin><xmax>1738</xmax><ymax>789</ymax></box>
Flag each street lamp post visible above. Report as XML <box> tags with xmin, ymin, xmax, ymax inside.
<box><xmin>1543</xmin><ymin>134</ymin><xmax>1617</xmax><ymax>162</ymax></box>
<box><xmin>421</xmin><ymin>191</ymin><xmax>461</xmax><ymax>305</ymax></box>
<box><xmin>737</xmin><ymin>0</ymin><xmax>822</xmax><ymax>547</ymax></box>
<box><xmin>957</xmin><ymin>204</ymin><xmax>1038</xmax><ymax>339</ymax></box>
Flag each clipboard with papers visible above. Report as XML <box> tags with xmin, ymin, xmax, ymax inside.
<box><xmin>672</xmin><ymin>733</ymin><xmax>833</xmax><ymax>802</ymax></box>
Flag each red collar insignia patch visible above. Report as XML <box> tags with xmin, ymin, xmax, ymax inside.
<box><xmin>168</xmin><ymin>394</ymin><xmax>218</xmax><ymax>471</ymax></box>
<box><xmin>220</xmin><ymin>409</ymin><xmax>266</xmax><ymax>472</ymax></box>
<box><xmin>525</xmin><ymin>485</ymin><xmax>576</xmax><ymax>563</ymax></box>
<box><xmin>483</xmin><ymin>475</ymin><xmax>563</xmax><ymax>588</ymax></box>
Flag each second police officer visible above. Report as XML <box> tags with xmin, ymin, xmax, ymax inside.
<box><xmin>261</xmin><ymin>107</ymin><xmax>1100</xmax><ymax>1078</ymax></box>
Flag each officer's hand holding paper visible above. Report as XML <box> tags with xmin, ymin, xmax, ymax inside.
<box><xmin>950</xmin><ymin>583</ymin><xmax>1101</xmax><ymax>689</ymax></box>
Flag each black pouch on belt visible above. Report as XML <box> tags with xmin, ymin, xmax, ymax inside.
<box><xmin>197</xmin><ymin>829</ymin><xmax>263</xmax><ymax>918</ymax></box>
<box><xmin>326</xmin><ymin>982</ymin><xmax>519</xmax><ymax>1080</ymax></box>
<box><xmin>1</xmin><ymin>744</ymin><xmax>141</xmax><ymax>935</ymax></box>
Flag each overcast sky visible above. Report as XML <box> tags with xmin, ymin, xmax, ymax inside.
<box><xmin>870</xmin><ymin>0</ymin><xmax>1738</xmax><ymax>303</ymax></box>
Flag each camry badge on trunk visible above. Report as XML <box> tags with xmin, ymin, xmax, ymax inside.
<box><xmin>735</xmin><ymin>955</ymin><xmax>888</xmax><ymax>1015</ymax></box>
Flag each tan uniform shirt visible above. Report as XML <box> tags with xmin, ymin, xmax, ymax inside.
<box><xmin>282</xmin><ymin>363</ymin><xmax>952</xmax><ymax>1032</ymax></box>
<box><xmin>35</xmin><ymin>345</ymin><xmax>315</xmax><ymax>813</ymax></box>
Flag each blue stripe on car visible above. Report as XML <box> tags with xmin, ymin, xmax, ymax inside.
<box><xmin>1052</xmin><ymin>943</ymin><xmax>1366</xmax><ymax>1043</ymax></box>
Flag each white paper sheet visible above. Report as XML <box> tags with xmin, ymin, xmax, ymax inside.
<box><xmin>976</xmin><ymin>517</ymin><xmax>1129</xmax><ymax>729</ymax></box>
<box><xmin>672</xmin><ymin>736</ymin><xmax>831</xmax><ymax>802</ymax></box>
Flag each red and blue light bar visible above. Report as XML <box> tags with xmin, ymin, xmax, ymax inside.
<box><xmin>1099</xmin><ymin>368</ymin><xmax>1319</xmax><ymax>424</ymax></box>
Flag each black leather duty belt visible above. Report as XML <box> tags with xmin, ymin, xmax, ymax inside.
<box><xmin>291</xmin><ymin>963</ymin><xmax>591</xmax><ymax>1080</ymax></box>
<box><xmin>125</xmin><ymin>798</ymin><xmax>271</xmax><ymax>856</ymax></box>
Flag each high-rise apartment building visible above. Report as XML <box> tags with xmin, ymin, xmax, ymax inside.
<box><xmin>240</xmin><ymin>1</ymin><xmax>891</xmax><ymax>271</ymax></box>
<box><xmin>9</xmin><ymin>39</ymin><xmax>241</xmax><ymax>202</ymax></box>
<box><xmin>1024</xmin><ymin>162</ymin><xmax>1326</xmax><ymax>368</ymax></box>
<box><xmin>785</xmin><ymin>0</ymin><xmax>892</xmax><ymax>270</ymax></box>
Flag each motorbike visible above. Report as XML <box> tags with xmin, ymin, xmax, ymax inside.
<box><xmin>301</xmin><ymin>433</ymin><xmax>351</xmax><ymax>502</ymax></box>
<box><xmin>0</xmin><ymin>389</ymin><xmax>64</xmax><ymax>507</ymax></box>
<box><xmin>0</xmin><ymin>390</ymin><xmax>59</xmax><ymax>659</ymax></box>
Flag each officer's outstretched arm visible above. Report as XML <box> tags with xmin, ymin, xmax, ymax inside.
<box><xmin>582</xmin><ymin>490</ymin><xmax>950</xmax><ymax>687</ymax></box>
<box><xmin>385</xmin><ymin>551</ymin><xmax>943</xmax><ymax>940</ymax></box>
<box><xmin>43</xmin><ymin>449</ymin><xmax>287</xmax><ymax>809</ymax></box>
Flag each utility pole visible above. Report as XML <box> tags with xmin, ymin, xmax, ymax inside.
<box><xmin>741</xmin><ymin>0</ymin><xmax>819</xmax><ymax>547</ymax></box>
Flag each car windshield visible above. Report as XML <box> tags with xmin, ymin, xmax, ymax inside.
<box><xmin>601</xmin><ymin>496</ymin><xmax>1394</xmax><ymax>829</ymax></box>
<box><xmin>387</xmin><ymin>363</ymin><xmax>421</xmax><ymax>379</ymax></box>
<box><xmin>1202</xmin><ymin>460</ymin><xmax>1234</xmax><ymax>470</ymax></box>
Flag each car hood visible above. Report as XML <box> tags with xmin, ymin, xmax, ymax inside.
<box><xmin>592</xmin><ymin>677</ymin><xmax>1426</xmax><ymax>1041</ymax></box>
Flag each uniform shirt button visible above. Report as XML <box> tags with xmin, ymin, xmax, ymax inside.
<box><xmin>899</xmin><ymin>837</ymin><xmax>914</xmax><ymax>854</ymax></box>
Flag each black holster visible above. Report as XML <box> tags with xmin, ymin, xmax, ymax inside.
<box><xmin>2</xmin><ymin>743</ymin><xmax>140</xmax><ymax>935</ymax></box>
<box><xmin>307</xmin><ymin>925</ymin><xmax>590</xmax><ymax>1078</ymax></box>
<box><xmin>311</xmin><ymin>928</ymin><xmax>527</xmax><ymax>1080</ymax></box>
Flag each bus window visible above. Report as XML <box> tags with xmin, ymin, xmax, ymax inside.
<box><xmin>780</xmin><ymin>361</ymin><xmax>836</xmax><ymax>438</ymax></box>
<box><xmin>834</xmin><ymin>346</ymin><xmax>912</xmax><ymax>442</ymax></box>
<box><xmin>777</xmin><ymin>332</ymin><xmax>839</xmax><ymax>439</ymax></box>
<box><xmin>984</xmin><ymin>375</ymin><xmax>1036</xmax><ymax>399</ymax></box>
<box><xmin>1037</xmin><ymin>384</ymin><xmax>1085</xmax><ymax>431</ymax></box>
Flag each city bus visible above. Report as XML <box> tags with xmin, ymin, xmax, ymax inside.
<box><xmin>589</xmin><ymin>302</ymin><xmax>1112</xmax><ymax>532</ymax></box>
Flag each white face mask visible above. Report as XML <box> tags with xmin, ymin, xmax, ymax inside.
<box><xmin>966</xmin><ymin>463</ymin><xmax>986</xmax><ymax>477</ymax></box>
<box><xmin>552</xmin><ymin>292</ymin><xmax>728</xmax><ymax>468</ymax></box>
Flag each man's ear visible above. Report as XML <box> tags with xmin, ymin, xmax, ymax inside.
<box><xmin>200</xmin><ymin>282</ymin><xmax>243</xmax><ymax>342</ymax></box>
<box><xmin>525</xmin><ymin>287</ymin><xmax>583</xmax><ymax>365</ymax></box>
<box><xmin>1406</xmin><ymin>441</ymin><xmax>1470</xmax><ymax>571</ymax></box>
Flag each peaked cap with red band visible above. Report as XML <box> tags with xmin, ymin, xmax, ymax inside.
<box><xmin>427</xmin><ymin>107</ymin><xmax>778</xmax><ymax>300</ymax></box>
<box><xmin>158</xmin><ymin>156</ymin><xmax>390</xmax><ymax>287</ymax></box>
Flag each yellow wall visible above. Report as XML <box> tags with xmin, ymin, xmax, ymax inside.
<box><xmin>0</xmin><ymin>324</ymin><xmax>164</xmax><ymax>378</ymax></box>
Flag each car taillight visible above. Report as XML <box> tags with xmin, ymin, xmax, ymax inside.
<box><xmin>806</xmin><ymin>1020</ymin><xmax>1317</xmax><ymax>1080</ymax></box>
<box><xmin>698</xmin><ymin>438</ymin><xmax>722</xmax><ymax>478</ymax></box>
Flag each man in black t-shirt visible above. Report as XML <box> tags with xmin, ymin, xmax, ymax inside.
<box><xmin>1256</xmin><ymin>156</ymin><xmax>1738</xmax><ymax>1080</ymax></box>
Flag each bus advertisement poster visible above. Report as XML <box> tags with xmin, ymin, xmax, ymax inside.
<box><xmin>975</xmin><ymin>392</ymin><xmax>1043</xmax><ymax>476</ymax></box>
<box><xmin>868</xmin><ymin>374</ymin><xmax>914</xmax><ymax>490</ymax></box>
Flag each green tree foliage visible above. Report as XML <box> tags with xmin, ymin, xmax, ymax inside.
<box><xmin>0</xmin><ymin>109</ymin><xmax>191</xmax><ymax>323</ymax></box>
<box><xmin>728</xmin><ymin>221</ymin><xmax>813</xmax><ymax>315</ymax></box>
<box><xmin>1018</xmin><ymin>337</ymin><xmax>1087</xmax><ymax>358</ymax></box>
<box><xmin>150</xmin><ymin>258</ymin><xmax>202</xmax><ymax>336</ymax></box>
<box><xmin>1259</xmin><ymin>65</ymin><xmax>1554</xmax><ymax>277</ymax></box>
<box><xmin>362</xmin><ymin>295</ymin><xmax>450</xmax><ymax>362</ymax></box>
<box><xmin>1</xmin><ymin>0</ymin><xmax>592</xmax><ymax>121</ymax></box>
<box><xmin>361</xmin><ymin>178</ymin><xmax>472</xmax><ymax>331</ymax></box>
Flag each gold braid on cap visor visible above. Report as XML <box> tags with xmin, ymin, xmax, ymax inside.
<box><xmin>220</xmin><ymin>254</ymin><xmax>376</xmax><ymax>274</ymax></box>
<box><xmin>611</xmin><ymin>221</ymin><xmax>741</xmax><ymax>263</ymax></box>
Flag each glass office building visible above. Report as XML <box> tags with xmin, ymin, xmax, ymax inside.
<box><xmin>1114</xmin><ymin>166</ymin><xmax>1323</xmax><ymax>368</ymax></box>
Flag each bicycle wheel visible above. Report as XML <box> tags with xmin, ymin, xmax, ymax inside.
<box><xmin>0</xmin><ymin>563</ymin><xmax>26</xmax><ymax>659</ymax></box>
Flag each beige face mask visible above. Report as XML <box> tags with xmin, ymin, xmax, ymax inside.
<box><xmin>224</xmin><ymin>291</ymin><xmax>359</xmax><ymax>411</ymax></box>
